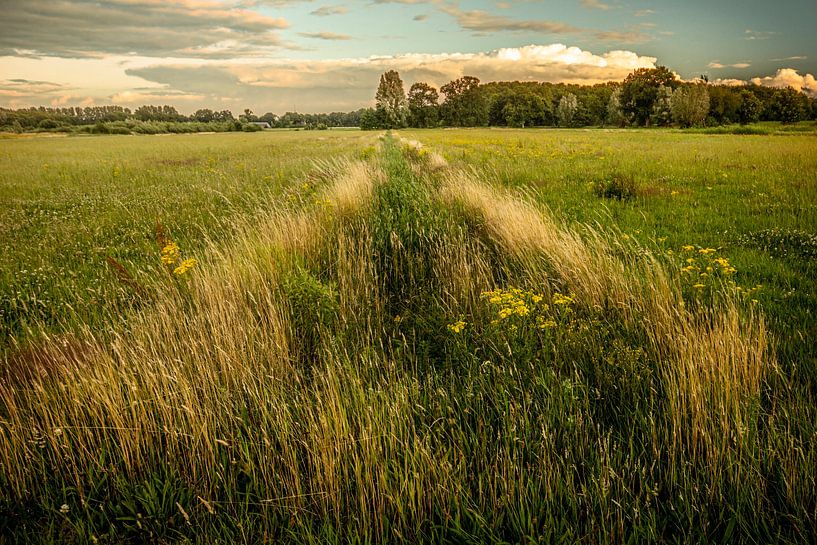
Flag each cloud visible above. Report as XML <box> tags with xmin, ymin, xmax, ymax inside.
<box><xmin>118</xmin><ymin>43</ymin><xmax>657</xmax><ymax>112</ymax></box>
<box><xmin>750</xmin><ymin>68</ymin><xmax>817</xmax><ymax>96</ymax></box>
<box><xmin>711</xmin><ymin>69</ymin><xmax>817</xmax><ymax>97</ymax></box>
<box><xmin>0</xmin><ymin>0</ymin><xmax>290</xmax><ymax>59</ymax></box>
<box><xmin>438</xmin><ymin>5</ymin><xmax>582</xmax><ymax>34</ymax></box>
<box><xmin>299</xmin><ymin>31</ymin><xmax>353</xmax><ymax>40</ymax></box>
<box><xmin>310</xmin><ymin>5</ymin><xmax>349</xmax><ymax>16</ymax></box>
<box><xmin>771</xmin><ymin>55</ymin><xmax>807</xmax><ymax>62</ymax></box>
<box><xmin>413</xmin><ymin>14</ymin><xmax>429</xmax><ymax>21</ymax></box>
<box><xmin>580</xmin><ymin>0</ymin><xmax>613</xmax><ymax>10</ymax></box>
<box><xmin>634</xmin><ymin>9</ymin><xmax>655</xmax><ymax>16</ymax></box>
<box><xmin>593</xmin><ymin>30</ymin><xmax>652</xmax><ymax>44</ymax></box>
<box><xmin>744</xmin><ymin>29</ymin><xmax>775</xmax><ymax>41</ymax></box>
<box><xmin>708</xmin><ymin>61</ymin><xmax>751</xmax><ymax>69</ymax></box>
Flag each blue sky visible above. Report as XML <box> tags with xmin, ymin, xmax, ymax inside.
<box><xmin>0</xmin><ymin>0</ymin><xmax>814</xmax><ymax>112</ymax></box>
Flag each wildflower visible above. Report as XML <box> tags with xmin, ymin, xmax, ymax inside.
<box><xmin>498</xmin><ymin>308</ymin><xmax>513</xmax><ymax>319</ymax></box>
<box><xmin>671</xmin><ymin>191</ymin><xmax>679</xmax><ymax>196</ymax></box>
<box><xmin>686</xmin><ymin>258</ymin><xmax>696</xmax><ymax>264</ymax></box>
<box><xmin>173</xmin><ymin>258</ymin><xmax>197</xmax><ymax>276</ymax></box>
<box><xmin>553</xmin><ymin>293</ymin><xmax>574</xmax><ymax>306</ymax></box>
<box><xmin>693</xmin><ymin>283</ymin><xmax>705</xmax><ymax>289</ymax></box>
<box><xmin>537</xmin><ymin>317</ymin><xmax>557</xmax><ymax>329</ymax></box>
<box><xmin>447</xmin><ymin>320</ymin><xmax>466</xmax><ymax>334</ymax></box>
<box><xmin>682</xmin><ymin>245</ymin><xmax>694</xmax><ymax>252</ymax></box>
<box><xmin>698</xmin><ymin>248</ymin><xmax>716</xmax><ymax>255</ymax></box>
<box><xmin>161</xmin><ymin>241</ymin><xmax>180</xmax><ymax>265</ymax></box>
<box><xmin>59</xmin><ymin>504</ymin><xmax>69</xmax><ymax>514</ymax></box>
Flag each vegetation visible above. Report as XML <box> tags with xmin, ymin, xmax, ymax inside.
<box><xmin>360</xmin><ymin>67</ymin><xmax>817</xmax><ymax>130</ymax></box>
<box><xmin>1</xmin><ymin>128</ymin><xmax>816</xmax><ymax>543</ymax></box>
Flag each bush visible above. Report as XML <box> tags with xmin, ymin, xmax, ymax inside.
<box><xmin>592</xmin><ymin>173</ymin><xmax>638</xmax><ymax>200</ymax></box>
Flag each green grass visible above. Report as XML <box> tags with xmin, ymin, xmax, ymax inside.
<box><xmin>0</xmin><ymin>131</ymin><xmax>376</xmax><ymax>348</ymax></box>
<box><xmin>402</xmin><ymin>127</ymin><xmax>817</xmax><ymax>369</ymax></box>
<box><xmin>1</xmin><ymin>130</ymin><xmax>816</xmax><ymax>544</ymax></box>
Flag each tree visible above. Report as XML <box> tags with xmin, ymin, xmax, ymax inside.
<box><xmin>359</xmin><ymin>108</ymin><xmax>385</xmax><ymax>130</ymax></box>
<box><xmin>407</xmin><ymin>82</ymin><xmax>439</xmax><ymax>128</ymax></box>
<box><xmin>607</xmin><ymin>87</ymin><xmax>626</xmax><ymax>126</ymax></box>
<box><xmin>769</xmin><ymin>87</ymin><xmax>806</xmax><ymax>123</ymax></box>
<box><xmin>440</xmin><ymin>76</ymin><xmax>487</xmax><ymax>126</ymax></box>
<box><xmin>375</xmin><ymin>70</ymin><xmax>407</xmax><ymax>128</ymax></box>
<box><xmin>620</xmin><ymin>66</ymin><xmax>678</xmax><ymax>126</ymax></box>
<box><xmin>556</xmin><ymin>93</ymin><xmax>578</xmax><ymax>127</ymax></box>
<box><xmin>736</xmin><ymin>90</ymin><xmax>762</xmax><ymax>124</ymax></box>
<box><xmin>670</xmin><ymin>84</ymin><xmax>709</xmax><ymax>127</ymax></box>
<box><xmin>502</xmin><ymin>91</ymin><xmax>546</xmax><ymax>128</ymax></box>
<box><xmin>651</xmin><ymin>85</ymin><xmax>674</xmax><ymax>126</ymax></box>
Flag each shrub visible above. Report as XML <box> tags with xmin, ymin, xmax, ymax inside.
<box><xmin>592</xmin><ymin>173</ymin><xmax>638</xmax><ymax>200</ymax></box>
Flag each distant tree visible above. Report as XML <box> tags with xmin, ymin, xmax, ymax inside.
<box><xmin>407</xmin><ymin>82</ymin><xmax>439</xmax><ymax>128</ymax></box>
<box><xmin>359</xmin><ymin>108</ymin><xmax>385</xmax><ymax>130</ymax></box>
<box><xmin>650</xmin><ymin>85</ymin><xmax>674</xmax><ymax>126</ymax></box>
<box><xmin>670</xmin><ymin>84</ymin><xmax>709</xmax><ymax>127</ymax></box>
<box><xmin>620</xmin><ymin>66</ymin><xmax>678</xmax><ymax>126</ymax></box>
<box><xmin>736</xmin><ymin>90</ymin><xmax>762</xmax><ymax>124</ymax></box>
<box><xmin>258</xmin><ymin>112</ymin><xmax>277</xmax><ymax>125</ymax></box>
<box><xmin>556</xmin><ymin>93</ymin><xmax>578</xmax><ymax>127</ymax></box>
<box><xmin>707</xmin><ymin>86</ymin><xmax>742</xmax><ymax>124</ymax></box>
<box><xmin>440</xmin><ymin>76</ymin><xmax>487</xmax><ymax>126</ymax></box>
<box><xmin>193</xmin><ymin>109</ymin><xmax>216</xmax><ymax>122</ymax></box>
<box><xmin>770</xmin><ymin>87</ymin><xmax>806</xmax><ymax>123</ymax></box>
<box><xmin>375</xmin><ymin>70</ymin><xmax>407</xmax><ymax>128</ymax></box>
<box><xmin>503</xmin><ymin>91</ymin><xmax>546</xmax><ymax>128</ymax></box>
<box><xmin>607</xmin><ymin>87</ymin><xmax>626</xmax><ymax>126</ymax></box>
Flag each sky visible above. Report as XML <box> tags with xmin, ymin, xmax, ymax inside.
<box><xmin>0</xmin><ymin>0</ymin><xmax>814</xmax><ymax>113</ymax></box>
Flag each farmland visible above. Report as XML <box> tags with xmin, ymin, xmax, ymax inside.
<box><xmin>1</xmin><ymin>127</ymin><xmax>817</xmax><ymax>543</ymax></box>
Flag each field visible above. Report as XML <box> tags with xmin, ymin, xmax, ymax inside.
<box><xmin>1</xmin><ymin>127</ymin><xmax>816</xmax><ymax>543</ymax></box>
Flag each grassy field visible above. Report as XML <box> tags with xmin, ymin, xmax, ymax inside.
<box><xmin>1</xmin><ymin>128</ymin><xmax>816</xmax><ymax>543</ymax></box>
<box><xmin>0</xmin><ymin>131</ymin><xmax>376</xmax><ymax>348</ymax></box>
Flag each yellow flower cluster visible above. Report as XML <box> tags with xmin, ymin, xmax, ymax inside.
<box><xmin>173</xmin><ymin>258</ymin><xmax>198</xmax><ymax>276</ymax></box>
<box><xmin>447</xmin><ymin>320</ymin><xmax>467</xmax><ymax>334</ymax></box>
<box><xmin>161</xmin><ymin>242</ymin><xmax>180</xmax><ymax>265</ymax></box>
<box><xmin>161</xmin><ymin>239</ymin><xmax>197</xmax><ymax>277</ymax></box>
<box><xmin>480</xmin><ymin>287</ymin><xmax>572</xmax><ymax>330</ymax></box>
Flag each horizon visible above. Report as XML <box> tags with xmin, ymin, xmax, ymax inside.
<box><xmin>1</xmin><ymin>0</ymin><xmax>815</xmax><ymax>114</ymax></box>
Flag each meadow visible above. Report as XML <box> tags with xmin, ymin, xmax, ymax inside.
<box><xmin>1</xmin><ymin>127</ymin><xmax>816</xmax><ymax>543</ymax></box>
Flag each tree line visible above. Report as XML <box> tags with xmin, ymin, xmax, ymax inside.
<box><xmin>363</xmin><ymin>67</ymin><xmax>817</xmax><ymax>129</ymax></box>
<box><xmin>0</xmin><ymin>105</ymin><xmax>367</xmax><ymax>133</ymax></box>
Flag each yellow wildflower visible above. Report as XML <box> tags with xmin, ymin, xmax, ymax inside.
<box><xmin>682</xmin><ymin>245</ymin><xmax>694</xmax><ymax>252</ymax></box>
<box><xmin>693</xmin><ymin>283</ymin><xmax>705</xmax><ymax>289</ymax></box>
<box><xmin>447</xmin><ymin>320</ymin><xmax>466</xmax><ymax>334</ymax></box>
<box><xmin>161</xmin><ymin>241</ymin><xmax>180</xmax><ymax>265</ymax></box>
<box><xmin>173</xmin><ymin>258</ymin><xmax>197</xmax><ymax>276</ymax></box>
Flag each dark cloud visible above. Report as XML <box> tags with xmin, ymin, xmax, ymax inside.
<box><xmin>0</xmin><ymin>0</ymin><xmax>290</xmax><ymax>59</ymax></box>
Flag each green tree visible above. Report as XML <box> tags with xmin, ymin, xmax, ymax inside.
<box><xmin>407</xmin><ymin>82</ymin><xmax>439</xmax><ymax>128</ymax></box>
<box><xmin>670</xmin><ymin>84</ymin><xmax>710</xmax><ymax>127</ymax></box>
<box><xmin>607</xmin><ymin>87</ymin><xmax>626</xmax><ymax>126</ymax></box>
<box><xmin>770</xmin><ymin>87</ymin><xmax>806</xmax><ymax>123</ymax></box>
<box><xmin>620</xmin><ymin>66</ymin><xmax>678</xmax><ymax>126</ymax></box>
<box><xmin>736</xmin><ymin>90</ymin><xmax>762</xmax><ymax>124</ymax></box>
<box><xmin>375</xmin><ymin>70</ymin><xmax>407</xmax><ymax>128</ymax></box>
<box><xmin>502</xmin><ymin>91</ymin><xmax>546</xmax><ymax>127</ymax></box>
<box><xmin>556</xmin><ymin>93</ymin><xmax>578</xmax><ymax>127</ymax></box>
<box><xmin>440</xmin><ymin>76</ymin><xmax>487</xmax><ymax>126</ymax></box>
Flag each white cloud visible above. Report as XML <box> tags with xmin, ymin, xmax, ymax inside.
<box><xmin>750</xmin><ymin>68</ymin><xmax>817</xmax><ymax>96</ymax></box>
<box><xmin>580</xmin><ymin>0</ymin><xmax>613</xmax><ymax>10</ymax></box>
<box><xmin>118</xmin><ymin>43</ymin><xmax>657</xmax><ymax>112</ymax></box>
<box><xmin>708</xmin><ymin>61</ymin><xmax>751</xmax><ymax>69</ymax></box>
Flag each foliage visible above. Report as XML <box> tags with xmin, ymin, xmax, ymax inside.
<box><xmin>670</xmin><ymin>84</ymin><xmax>710</xmax><ymax>127</ymax></box>
<box><xmin>620</xmin><ymin>66</ymin><xmax>679</xmax><ymax>126</ymax></box>
<box><xmin>375</xmin><ymin>70</ymin><xmax>408</xmax><ymax>129</ymax></box>
<box><xmin>556</xmin><ymin>93</ymin><xmax>578</xmax><ymax>127</ymax></box>
<box><xmin>407</xmin><ymin>82</ymin><xmax>440</xmax><ymax>128</ymax></box>
<box><xmin>592</xmin><ymin>172</ymin><xmax>638</xmax><ymax>200</ymax></box>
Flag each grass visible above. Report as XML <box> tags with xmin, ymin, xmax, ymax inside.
<box><xmin>1</xmin><ymin>129</ymin><xmax>816</xmax><ymax>543</ymax></box>
<box><xmin>0</xmin><ymin>130</ymin><xmax>377</xmax><ymax>348</ymax></box>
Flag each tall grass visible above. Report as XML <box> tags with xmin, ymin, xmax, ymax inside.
<box><xmin>1</xmin><ymin>135</ymin><xmax>814</xmax><ymax>543</ymax></box>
